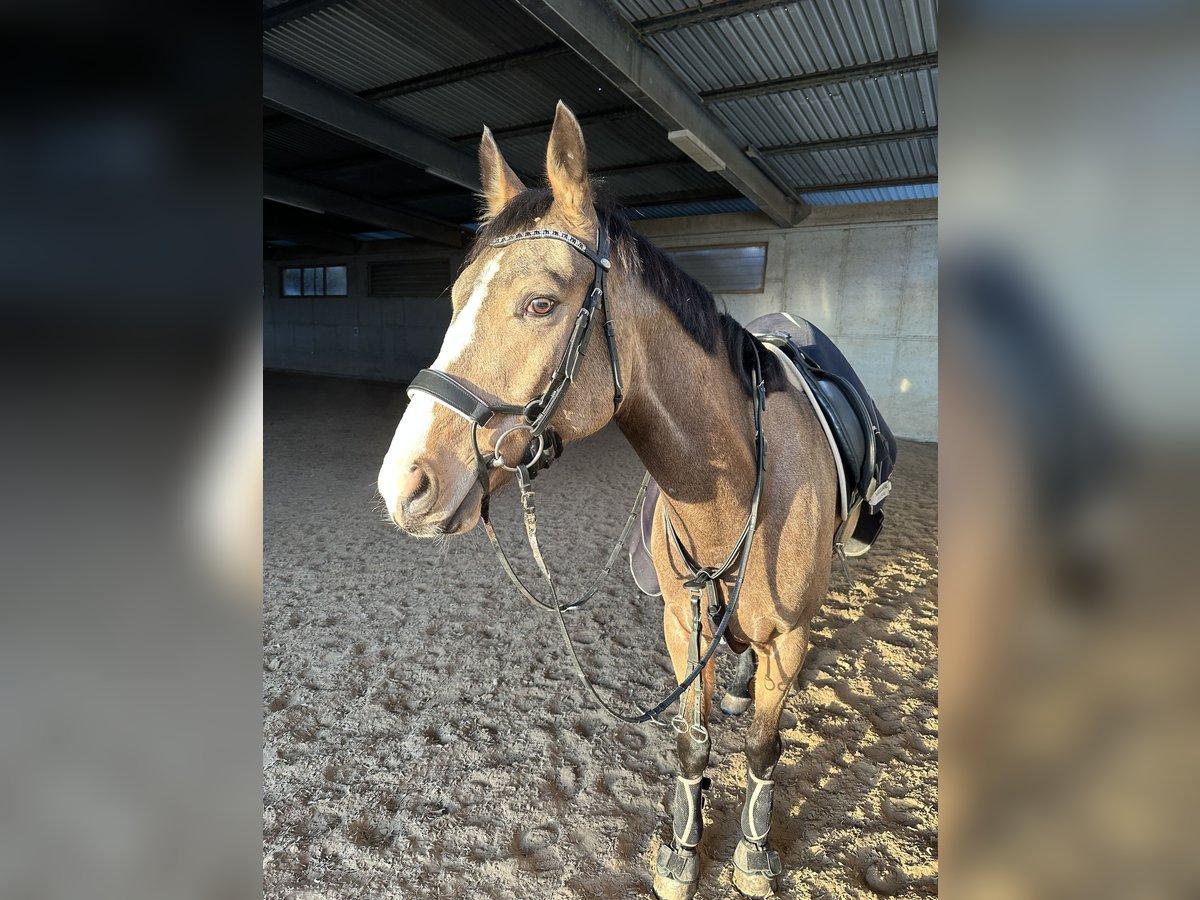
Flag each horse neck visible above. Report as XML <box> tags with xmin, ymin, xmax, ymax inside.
<box><xmin>612</xmin><ymin>280</ymin><xmax>759</xmax><ymax>544</ymax></box>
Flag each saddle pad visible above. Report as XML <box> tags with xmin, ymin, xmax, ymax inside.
<box><xmin>628</xmin><ymin>479</ymin><xmax>662</xmax><ymax>597</ymax></box>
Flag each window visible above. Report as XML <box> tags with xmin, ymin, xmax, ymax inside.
<box><xmin>667</xmin><ymin>244</ymin><xmax>767</xmax><ymax>293</ymax></box>
<box><xmin>280</xmin><ymin>265</ymin><xmax>348</xmax><ymax>297</ymax></box>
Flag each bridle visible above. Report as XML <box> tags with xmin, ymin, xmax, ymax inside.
<box><xmin>407</xmin><ymin>224</ymin><xmax>622</xmax><ymax>475</ymax></box>
<box><xmin>406</xmin><ymin>219</ymin><xmax>768</xmax><ymax>735</ymax></box>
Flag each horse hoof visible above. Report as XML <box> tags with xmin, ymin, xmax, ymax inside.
<box><xmin>733</xmin><ymin>840</ymin><xmax>781</xmax><ymax>897</ymax></box>
<box><xmin>721</xmin><ymin>693</ymin><xmax>752</xmax><ymax>716</ymax></box>
<box><xmin>732</xmin><ymin>867</ymin><xmax>777</xmax><ymax>897</ymax></box>
<box><xmin>653</xmin><ymin>873</ymin><xmax>698</xmax><ymax>900</ymax></box>
<box><xmin>654</xmin><ymin>844</ymin><xmax>699</xmax><ymax>899</ymax></box>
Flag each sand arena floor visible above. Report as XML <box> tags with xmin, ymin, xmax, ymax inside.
<box><xmin>264</xmin><ymin>374</ymin><xmax>938</xmax><ymax>899</ymax></box>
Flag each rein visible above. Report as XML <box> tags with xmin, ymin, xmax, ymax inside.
<box><xmin>406</xmin><ymin>221</ymin><xmax>768</xmax><ymax>731</ymax></box>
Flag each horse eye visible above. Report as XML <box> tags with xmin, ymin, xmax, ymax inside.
<box><xmin>525</xmin><ymin>297</ymin><xmax>556</xmax><ymax>317</ymax></box>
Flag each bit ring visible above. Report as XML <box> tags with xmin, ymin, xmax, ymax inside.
<box><xmin>492</xmin><ymin>423</ymin><xmax>545</xmax><ymax>472</ymax></box>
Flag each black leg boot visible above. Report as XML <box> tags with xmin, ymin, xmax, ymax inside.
<box><xmin>654</xmin><ymin>771</ymin><xmax>708</xmax><ymax>899</ymax></box>
<box><xmin>732</xmin><ymin>767</ymin><xmax>782</xmax><ymax>897</ymax></box>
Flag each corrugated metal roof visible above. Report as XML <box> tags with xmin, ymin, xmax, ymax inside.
<box><xmin>800</xmin><ymin>181</ymin><xmax>937</xmax><ymax>205</ymax></box>
<box><xmin>493</xmin><ymin>114</ymin><xmax>683</xmax><ymax>174</ymax></box>
<box><xmin>763</xmin><ymin>135</ymin><xmax>938</xmax><ymax>187</ymax></box>
<box><xmin>625</xmin><ymin>197</ymin><xmax>760</xmax><ymax>219</ymax></box>
<box><xmin>265</xmin><ymin>0</ymin><xmax>550</xmax><ymax>94</ymax></box>
<box><xmin>377</xmin><ymin>54</ymin><xmax>620</xmax><ymax>140</ymax></box>
<box><xmin>261</xmin><ymin>0</ymin><xmax>939</xmax><ymax>232</ymax></box>
<box><xmin>599</xmin><ymin>164</ymin><xmax>731</xmax><ymax>198</ymax></box>
<box><xmin>711</xmin><ymin>68</ymin><xmax>938</xmax><ymax>147</ymax></box>
<box><xmin>610</xmin><ymin>0</ymin><xmax>697</xmax><ymax>19</ymax></box>
<box><xmin>636</xmin><ymin>0</ymin><xmax>937</xmax><ymax>95</ymax></box>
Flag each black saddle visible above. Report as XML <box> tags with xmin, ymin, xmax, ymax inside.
<box><xmin>748</xmin><ymin>313</ymin><xmax>896</xmax><ymax>557</ymax></box>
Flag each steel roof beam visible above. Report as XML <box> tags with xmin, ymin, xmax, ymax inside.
<box><xmin>264</xmin><ymin>172</ymin><xmax>466</xmax><ymax>247</ymax></box>
<box><xmin>264</xmin><ymin>216</ymin><xmax>360</xmax><ymax>255</ymax></box>
<box><xmin>633</xmin><ymin>0</ymin><xmax>794</xmax><ymax>35</ymax></box>
<box><xmin>512</xmin><ymin>0</ymin><xmax>805</xmax><ymax>226</ymax></box>
<box><xmin>759</xmin><ymin>126</ymin><xmax>939</xmax><ymax>157</ymax></box>
<box><xmin>264</xmin><ymin>57</ymin><xmax>483</xmax><ymax>191</ymax></box>
<box><xmin>596</xmin><ymin>128</ymin><xmax>940</xmax><ymax>173</ymax></box>
<box><xmin>448</xmin><ymin>106</ymin><xmax>639</xmax><ymax>143</ymax></box>
<box><xmin>701</xmin><ymin>52</ymin><xmax>938</xmax><ymax>104</ymax></box>
<box><xmin>619</xmin><ymin>187</ymin><xmax>743</xmax><ymax>207</ymax></box>
<box><xmin>620</xmin><ymin>175</ymin><xmax>938</xmax><ymax>206</ymax></box>
<box><xmin>595</xmin><ymin>157</ymin><xmax>692</xmax><ymax>177</ymax></box>
<box><xmin>793</xmin><ymin>174</ymin><xmax>938</xmax><ymax>193</ymax></box>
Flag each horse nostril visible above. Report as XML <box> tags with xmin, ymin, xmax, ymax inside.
<box><xmin>398</xmin><ymin>462</ymin><xmax>435</xmax><ymax>514</ymax></box>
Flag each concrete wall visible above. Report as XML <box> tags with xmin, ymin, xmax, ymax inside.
<box><xmin>264</xmin><ymin>199</ymin><xmax>937</xmax><ymax>440</ymax></box>
<box><xmin>263</xmin><ymin>245</ymin><xmax>459</xmax><ymax>383</ymax></box>
<box><xmin>636</xmin><ymin>200</ymin><xmax>938</xmax><ymax>440</ymax></box>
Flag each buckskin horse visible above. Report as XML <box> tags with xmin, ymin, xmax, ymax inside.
<box><xmin>378</xmin><ymin>102</ymin><xmax>895</xmax><ymax>898</ymax></box>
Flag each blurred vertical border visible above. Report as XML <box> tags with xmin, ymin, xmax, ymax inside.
<box><xmin>941</xmin><ymin>2</ymin><xmax>1200</xmax><ymax>897</ymax></box>
<box><xmin>0</xmin><ymin>1</ymin><xmax>261</xmax><ymax>898</ymax></box>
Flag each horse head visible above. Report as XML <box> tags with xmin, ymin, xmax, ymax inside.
<box><xmin>378</xmin><ymin>102</ymin><xmax>622</xmax><ymax>536</ymax></box>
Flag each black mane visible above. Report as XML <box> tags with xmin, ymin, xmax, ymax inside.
<box><xmin>464</xmin><ymin>189</ymin><xmax>785</xmax><ymax>397</ymax></box>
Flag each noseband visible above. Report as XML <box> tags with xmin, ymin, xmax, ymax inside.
<box><xmin>405</xmin><ymin>220</ymin><xmax>767</xmax><ymax>731</ymax></box>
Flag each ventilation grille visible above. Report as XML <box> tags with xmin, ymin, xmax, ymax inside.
<box><xmin>667</xmin><ymin>244</ymin><xmax>767</xmax><ymax>293</ymax></box>
<box><xmin>369</xmin><ymin>259</ymin><xmax>449</xmax><ymax>297</ymax></box>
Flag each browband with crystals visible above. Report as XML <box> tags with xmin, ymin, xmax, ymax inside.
<box><xmin>489</xmin><ymin>228</ymin><xmax>611</xmax><ymax>270</ymax></box>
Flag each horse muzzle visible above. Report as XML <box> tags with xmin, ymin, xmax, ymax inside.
<box><xmin>381</xmin><ymin>456</ymin><xmax>484</xmax><ymax>538</ymax></box>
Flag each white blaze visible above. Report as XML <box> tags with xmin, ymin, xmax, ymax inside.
<box><xmin>378</xmin><ymin>253</ymin><xmax>504</xmax><ymax>516</ymax></box>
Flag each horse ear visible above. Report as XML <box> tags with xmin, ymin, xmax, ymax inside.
<box><xmin>545</xmin><ymin>101</ymin><xmax>595</xmax><ymax>231</ymax></box>
<box><xmin>479</xmin><ymin>126</ymin><xmax>525</xmax><ymax>221</ymax></box>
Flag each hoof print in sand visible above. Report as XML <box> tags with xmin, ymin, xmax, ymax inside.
<box><xmin>514</xmin><ymin>823</ymin><xmax>563</xmax><ymax>872</ymax></box>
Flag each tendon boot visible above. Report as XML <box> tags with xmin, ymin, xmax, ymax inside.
<box><xmin>653</xmin><ymin>773</ymin><xmax>709</xmax><ymax>900</ymax></box>
<box><xmin>732</xmin><ymin>768</ymin><xmax>782</xmax><ymax>897</ymax></box>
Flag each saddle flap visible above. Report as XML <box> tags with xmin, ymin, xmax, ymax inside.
<box><xmin>810</xmin><ymin>372</ymin><xmax>871</xmax><ymax>497</ymax></box>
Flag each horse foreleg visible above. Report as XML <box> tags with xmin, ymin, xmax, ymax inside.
<box><xmin>653</xmin><ymin>606</ymin><xmax>715</xmax><ymax>900</ymax></box>
<box><xmin>733</xmin><ymin>627</ymin><xmax>810</xmax><ymax>898</ymax></box>
<box><xmin>721</xmin><ymin>645</ymin><xmax>756</xmax><ymax>716</ymax></box>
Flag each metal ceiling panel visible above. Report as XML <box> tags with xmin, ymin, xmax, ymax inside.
<box><xmin>763</xmin><ymin>135</ymin><xmax>937</xmax><ymax>187</ymax></box>
<box><xmin>626</xmin><ymin>197</ymin><xmax>760</xmax><ymax>219</ymax></box>
<box><xmin>800</xmin><ymin>181</ymin><xmax>937</xmax><ymax>204</ymax></box>
<box><xmin>488</xmin><ymin>114</ymin><xmax>682</xmax><ymax>174</ymax></box>
<box><xmin>637</xmin><ymin>0</ymin><xmax>938</xmax><ymax>94</ymax></box>
<box><xmin>378</xmin><ymin>55</ymin><xmax>621</xmax><ymax>140</ymax></box>
<box><xmin>265</xmin><ymin>0</ymin><xmax>551</xmax><ymax>93</ymax></box>
<box><xmin>596</xmin><ymin>164</ymin><xmax>730</xmax><ymax>199</ymax></box>
<box><xmin>711</xmin><ymin>67</ymin><xmax>938</xmax><ymax>147</ymax></box>
<box><xmin>610</xmin><ymin>0</ymin><xmax>697</xmax><ymax>19</ymax></box>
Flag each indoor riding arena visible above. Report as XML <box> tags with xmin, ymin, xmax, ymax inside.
<box><xmin>263</xmin><ymin>2</ymin><xmax>938</xmax><ymax>898</ymax></box>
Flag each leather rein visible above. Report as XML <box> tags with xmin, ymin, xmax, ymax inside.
<box><xmin>406</xmin><ymin>221</ymin><xmax>768</xmax><ymax>730</ymax></box>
